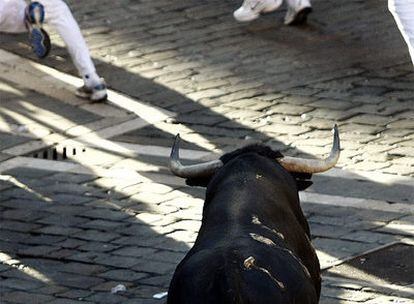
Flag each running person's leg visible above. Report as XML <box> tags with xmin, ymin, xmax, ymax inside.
<box><xmin>0</xmin><ymin>0</ymin><xmax>27</xmax><ymax>33</ymax></box>
<box><xmin>0</xmin><ymin>0</ymin><xmax>50</xmax><ymax>58</ymax></box>
<box><xmin>38</xmin><ymin>0</ymin><xmax>107</xmax><ymax>101</ymax></box>
<box><xmin>389</xmin><ymin>0</ymin><xmax>414</xmax><ymax>65</ymax></box>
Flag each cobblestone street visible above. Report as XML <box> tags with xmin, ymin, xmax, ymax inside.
<box><xmin>0</xmin><ymin>0</ymin><xmax>413</xmax><ymax>303</ymax></box>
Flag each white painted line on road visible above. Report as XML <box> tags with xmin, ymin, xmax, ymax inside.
<box><xmin>0</xmin><ymin>156</ymin><xmax>78</xmax><ymax>174</ymax></box>
<box><xmin>319</xmin><ymin>241</ymin><xmax>413</xmax><ymax>272</ymax></box>
<box><xmin>324</xmin><ymin>167</ymin><xmax>414</xmax><ymax>187</ymax></box>
<box><xmin>1</xmin><ymin>156</ymin><xmax>412</xmax><ymax>213</ymax></box>
<box><xmin>1</xmin><ymin>140</ymin><xmax>55</xmax><ymax>157</ymax></box>
<box><xmin>2</xmin><ymin>117</ymin><xmax>147</xmax><ymax>156</ymax></box>
<box><xmin>300</xmin><ymin>192</ymin><xmax>414</xmax><ymax>213</ymax></box>
<box><xmin>323</xmin><ymin>275</ymin><xmax>414</xmax><ymax>299</ymax></box>
<box><xmin>0</xmin><ymin>142</ymin><xmax>210</xmax><ymax>174</ymax></box>
<box><xmin>71</xmin><ymin>140</ymin><xmax>212</xmax><ymax>160</ymax></box>
<box><xmin>318</xmin><ymin>241</ymin><xmax>400</xmax><ymax>271</ymax></box>
<box><xmin>0</xmin><ymin>156</ymin><xmax>186</xmax><ymax>188</ymax></box>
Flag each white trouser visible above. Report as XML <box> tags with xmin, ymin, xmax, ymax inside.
<box><xmin>389</xmin><ymin>0</ymin><xmax>414</xmax><ymax>66</ymax></box>
<box><xmin>0</xmin><ymin>0</ymin><xmax>100</xmax><ymax>86</ymax></box>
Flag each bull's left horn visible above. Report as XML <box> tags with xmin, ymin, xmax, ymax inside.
<box><xmin>170</xmin><ymin>134</ymin><xmax>224</xmax><ymax>178</ymax></box>
<box><xmin>278</xmin><ymin>125</ymin><xmax>340</xmax><ymax>174</ymax></box>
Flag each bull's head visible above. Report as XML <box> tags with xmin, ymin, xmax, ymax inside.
<box><xmin>170</xmin><ymin>125</ymin><xmax>340</xmax><ymax>182</ymax></box>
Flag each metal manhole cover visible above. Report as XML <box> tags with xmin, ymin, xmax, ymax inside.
<box><xmin>325</xmin><ymin>243</ymin><xmax>414</xmax><ymax>286</ymax></box>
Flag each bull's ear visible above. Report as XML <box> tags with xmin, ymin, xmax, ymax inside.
<box><xmin>291</xmin><ymin>172</ymin><xmax>313</xmax><ymax>191</ymax></box>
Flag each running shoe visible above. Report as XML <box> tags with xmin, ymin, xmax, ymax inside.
<box><xmin>25</xmin><ymin>2</ymin><xmax>51</xmax><ymax>58</ymax></box>
<box><xmin>234</xmin><ymin>0</ymin><xmax>283</xmax><ymax>22</ymax></box>
<box><xmin>76</xmin><ymin>79</ymin><xmax>108</xmax><ymax>102</ymax></box>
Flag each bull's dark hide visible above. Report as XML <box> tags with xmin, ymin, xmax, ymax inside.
<box><xmin>168</xmin><ymin>145</ymin><xmax>321</xmax><ymax>304</ymax></box>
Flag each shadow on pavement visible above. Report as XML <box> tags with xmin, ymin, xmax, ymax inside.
<box><xmin>0</xmin><ymin>168</ymin><xmax>191</xmax><ymax>303</ymax></box>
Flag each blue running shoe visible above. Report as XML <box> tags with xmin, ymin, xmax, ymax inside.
<box><xmin>25</xmin><ymin>2</ymin><xmax>51</xmax><ymax>58</ymax></box>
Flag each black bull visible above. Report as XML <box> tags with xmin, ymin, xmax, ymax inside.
<box><xmin>167</xmin><ymin>129</ymin><xmax>340</xmax><ymax>304</ymax></box>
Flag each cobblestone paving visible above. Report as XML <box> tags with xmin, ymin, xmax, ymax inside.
<box><xmin>0</xmin><ymin>0</ymin><xmax>413</xmax><ymax>176</ymax></box>
<box><xmin>0</xmin><ymin>0</ymin><xmax>414</xmax><ymax>303</ymax></box>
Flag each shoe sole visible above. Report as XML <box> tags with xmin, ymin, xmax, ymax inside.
<box><xmin>76</xmin><ymin>91</ymin><xmax>108</xmax><ymax>102</ymax></box>
<box><xmin>287</xmin><ymin>7</ymin><xmax>312</xmax><ymax>26</ymax></box>
<box><xmin>27</xmin><ymin>22</ymin><xmax>50</xmax><ymax>58</ymax></box>
<box><xmin>90</xmin><ymin>94</ymin><xmax>108</xmax><ymax>103</ymax></box>
<box><xmin>75</xmin><ymin>90</ymin><xmax>91</xmax><ymax>99</ymax></box>
<box><xmin>26</xmin><ymin>5</ymin><xmax>50</xmax><ymax>58</ymax></box>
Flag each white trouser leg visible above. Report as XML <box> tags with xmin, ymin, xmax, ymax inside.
<box><xmin>389</xmin><ymin>0</ymin><xmax>414</xmax><ymax>66</ymax></box>
<box><xmin>285</xmin><ymin>0</ymin><xmax>311</xmax><ymax>10</ymax></box>
<box><xmin>0</xmin><ymin>0</ymin><xmax>27</xmax><ymax>33</ymax></box>
<box><xmin>38</xmin><ymin>0</ymin><xmax>100</xmax><ymax>86</ymax></box>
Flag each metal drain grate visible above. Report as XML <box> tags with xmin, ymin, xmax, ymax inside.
<box><xmin>27</xmin><ymin>145</ymin><xmax>87</xmax><ymax>161</ymax></box>
<box><xmin>325</xmin><ymin>243</ymin><xmax>414</xmax><ymax>286</ymax></box>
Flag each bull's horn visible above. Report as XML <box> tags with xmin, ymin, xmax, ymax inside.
<box><xmin>278</xmin><ymin>125</ymin><xmax>340</xmax><ymax>174</ymax></box>
<box><xmin>170</xmin><ymin>134</ymin><xmax>224</xmax><ymax>178</ymax></box>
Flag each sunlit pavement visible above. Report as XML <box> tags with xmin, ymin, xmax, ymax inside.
<box><xmin>1</xmin><ymin>0</ymin><xmax>414</xmax><ymax>303</ymax></box>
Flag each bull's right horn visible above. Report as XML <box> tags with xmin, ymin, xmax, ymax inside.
<box><xmin>169</xmin><ymin>134</ymin><xmax>224</xmax><ymax>178</ymax></box>
<box><xmin>278</xmin><ymin>124</ymin><xmax>340</xmax><ymax>174</ymax></box>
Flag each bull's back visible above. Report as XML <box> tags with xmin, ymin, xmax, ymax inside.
<box><xmin>167</xmin><ymin>244</ymin><xmax>319</xmax><ymax>304</ymax></box>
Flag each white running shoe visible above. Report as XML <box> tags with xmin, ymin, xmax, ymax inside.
<box><xmin>284</xmin><ymin>0</ymin><xmax>312</xmax><ymax>25</ymax></box>
<box><xmin>76</xmin><ymin>79</ymin><xmax>108</xmax><ymax>102</ymax></box>
<box><xmin>234</xmin><ymin>0</ymin><xmax>283</xmax><ymax>22</ymax></box>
